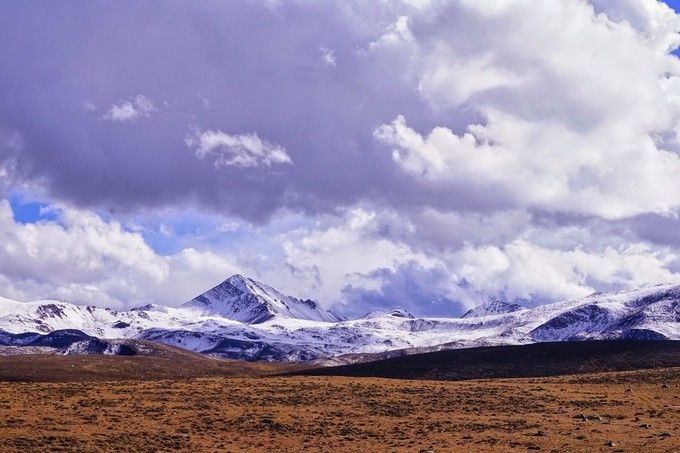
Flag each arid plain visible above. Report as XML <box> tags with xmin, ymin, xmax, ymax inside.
<box><xmin>0</xmin><ymin>363</ymin><xmax>678</xmax><ymax>452</ymax></box>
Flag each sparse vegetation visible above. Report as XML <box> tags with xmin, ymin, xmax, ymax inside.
<box><xmin>0</xmin><ymin>364</ymin><xmax>678</xmax><ymax>451</ymax></box>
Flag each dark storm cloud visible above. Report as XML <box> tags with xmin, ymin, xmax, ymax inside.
<box><xmin>341</xmin><ymin>262</ymin><xmax>465</xmax><ymax>318</ymax></box>
<box><xmin>529</xmin><ymin>210</ymin><xmax>680</xmax><ymax>250</ymax></box>
<box><xmin>622</xmin><ymin>213</ymin><xmax>680</xmax><ymax>247</ymax></box>
<box><xmin>0</xmin><ymin>0</ymin><xmax>483</xmax><ymax>221</ymax></box>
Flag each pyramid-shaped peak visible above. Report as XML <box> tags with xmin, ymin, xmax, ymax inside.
<box><xmin>224</xmin><ymin>273</ymin><xmax>248</xmax><ymax>285</ymax></box>
<box><xmin>462</xmin><ymin>298</ymin><xmax>525</xmax><ymax>318</ymax></box>
<box><xmin>183</xmin><ymin>274</ymin><xmax>342</xmax><ymax>324</ymax></box>
<box><xmin>219</xmin><ymin>273</ymin><xmax>250</xmax><ymax>291</ymax></box>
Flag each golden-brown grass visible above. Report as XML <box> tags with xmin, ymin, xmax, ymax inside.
<box><xmin>0</xmin><ymin>367</ymin><xmax>678</xmax><ymax>452</ymax></box>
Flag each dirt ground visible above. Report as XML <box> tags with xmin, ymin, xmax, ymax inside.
<box><xmin>0</xmin><ymin>348</ymin><xmax>307</xmax><ymax>382</ymax></box>
<box><xmin>0</xmin><ymin>368</ymin><xmax>678</xmax><ymax>452</ymax></box>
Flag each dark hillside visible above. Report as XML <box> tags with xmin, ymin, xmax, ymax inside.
<box><xmin>293</xmin><ymin>340</ymin><xmax>680</xmax><ymax>380</ymax></box>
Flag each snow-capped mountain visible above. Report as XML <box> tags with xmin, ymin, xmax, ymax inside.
<box><xmin>0</xmin><ymin>275</ymin><xmax>678</xmax><ymax>362</ymax></box>
<box><xmin>362</xmin><ymin>308</ymin><xmax>414</xmax><ymax>319</ymax></box>
<box><xmin>462</xmin><ymin>299</ymin><xmax>524</xmax><ymax>318</ymax></box>
<box><xmin>184</xmin><ymin>274</ymin><xmax>342</xmax><ymax>323</ymax></box>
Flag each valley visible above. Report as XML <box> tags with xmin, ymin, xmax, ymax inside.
<box><xmin>1</xmin><ymin>274</ymin><xmax>678</xmax><ymax>451</ymax></box>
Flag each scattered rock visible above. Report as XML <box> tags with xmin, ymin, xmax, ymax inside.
<box><xmin>624</xmin><ymin>388</ymin><xmax>632</xmax><ymax>393</ymax></box>
<box><xmin>582</xmin><ymin>414</ymin><xmax>607</xmax><ymax>423</ymax></box>
<box><xmin>535</xmin><ymin>430</ymin><xmax>547</xmax><ymax>437</ymax></box>
<box><xmin>660</xmin><ymin>384</ymin><xmax>671</xmax><ymax>389</ymax></box>
<box><xmin>605</xmin><ymin>441</ymin><xmax>616</xmax><ymax>447</ymax></box>
<box><xmin>659</xmin><ymin>432</ymin><xmax>673</xmax><ymax>437</ymax></box>
<box><xmin>639</xmin><ymin>423</ymin><xmax>652</xmax><ymax>429</ymax></box>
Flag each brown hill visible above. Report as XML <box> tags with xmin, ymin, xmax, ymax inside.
<box><xmin>0</xmin><ymin>341</ymin><xmax>303</xmax><ymax>382</ymax></box>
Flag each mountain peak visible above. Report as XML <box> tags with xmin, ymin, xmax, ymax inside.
<box><xmin>183</xmin><ymin>274</ymin><xmax>341</xmax><ymax>324</ymax></box>
<box><xmin>462</xmin><ymin>299</ymin><xmax>525</xmax><ymax>318</ymax></box>
<box><xmin>363</xmin><ymin>307</ymin><xmax>415</xmax><ymax>319</ymax></box>
<box><xmin>225</xmin><ymin>273</ymin><xmax>247</xmax><ymax>284</ymax></box>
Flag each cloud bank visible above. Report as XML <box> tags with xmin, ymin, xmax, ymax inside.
<box><xmin>1</xmin><ymin>0</ymin><xmax>680</xmax><ymax>315</ymax></box>
<box><xmin>0</xmin><ymin>200</ymin><xmax>240</xmax><ymax>308</ymax></box>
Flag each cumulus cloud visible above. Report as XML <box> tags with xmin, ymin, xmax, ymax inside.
<box><xmin>376</xmin><ymin>112</ymin><xmax>680</xmax><ymax>219</ymax></box>
<box><xmin>335</xmin><ymin>209</ymin><xmax>680</xmax><ymax>314</ymax></box>
<box><xmin>265</xmin><ymin>202</ymin><xmax>680</xmax><ymax>314</ymax></box>
<box><xmin>186</xmin><ymin>129</ymin><xmax>291</xmax><ymax>169</ymax></box>
<box><xmin>0</xmin><ymin>199</ymin><xmax>240</xmax><ymax>307</ymax></box>
<box><xmin>278</xmin><ymin>208</ymin><xmax>435</xmax><ymax>303</ymax></box>
<box><xmin>375</xmin><ymin>0</ymin><xmax>680</xmax><ymax>219</ymax></box>
<box><xmin>101</xmin><ymin>95</ymin><xmax>157</xmax><ymax>122</ymax></box>
<box><xmin>448</xmin><ymin>240</ymin><xmax>680</xmax><ymax>306</ymax></box>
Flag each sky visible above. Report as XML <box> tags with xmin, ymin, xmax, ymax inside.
<box><xmin>2</xmin><ymin>0</ymin><xmax>680</xmax><ymax>317</ymax></box>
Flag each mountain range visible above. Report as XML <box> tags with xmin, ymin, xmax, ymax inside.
<box><xmin>0</xmin><ymin>274</ymin><xmax>678</xmax><ymax>362</ymax></box>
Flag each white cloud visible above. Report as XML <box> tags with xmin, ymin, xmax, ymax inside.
<box><xmin>1</xmin><ymin>196</ymin><xmax>678</xmax><ymax>315</ymax></box>
<box><xmin>369</xmin><ymin>16</ymin><xmax>414</xmax><ymax>50</ymax></box>
<box><xmin>101</xmin><ymin>95</ymin><xmax>157</xmax><ymax>122</ymax></box>
<box><xmin>186</xmin><ymin>129</ymin><xmax>292</xmax><ymax>168</ymax></box>
<box><xmin>278</xmin><ymin>207</ymin><xmax>436</xmax><ymax>303</ymax></box>
<box><xmin>377</xmin><ymin>112</ymin><xmax>680</xmax><ymax>219</ymax></box>
<box><xmin>320</xmin><ymin>47</ymin><xmax>336</xmax><ymax>66</ymax></box>
<box><xmin>447</xmin><ymin>239</ymin><xmax>680</xmax><ymax>308</ymax></box>
<box><xmin>0</xmin><ymin>200</ymin><xmax>240</xmax><ymax>308</ymax></box>
<box><xmin>273</xmin><ymin>205</ymin><xmax>680</xmax><ymax>311</ymax></box>
<box><xmin>590</xmin><ymin>0</ymin><xmax>680</xmax><ymax>52</ymax></box>
<box><xmin>373</xmin><ymin>0</ymin><xmax>680</xmax><ymax>219</ymax></box>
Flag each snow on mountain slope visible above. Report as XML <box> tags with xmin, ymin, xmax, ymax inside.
<box><xmin>462</xmin><ymin>299</ymin><xmax>525</xmax><ymax>318</ymax></box>
<box><xmin>183</xmin><ymin>274</ymin><xmax>342</xmax><ymax>323</ymax></box>
<box><xmin>0</xmin><ymin>295</ymin><xmax>216</xmax><ymax>338</ymax></box>
<box><xmin>363</xmin><ymin>308</ymin><xmax>415</xmax><ymax>319</ymax></box>
<box><xmin>0</xmin><ymin>277</ymin><xmax>678</xmax><ymax>362</ymax></box>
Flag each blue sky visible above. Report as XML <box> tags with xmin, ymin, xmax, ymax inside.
<box><xmin>662</xmin><ymin>0</ymin><xmax>680</xmax><ymax>11</ymax></box>
<box><xmin>9</xmin><ymin>195</ymin><xmax>58</xmax><ymax>225</ymax></box>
